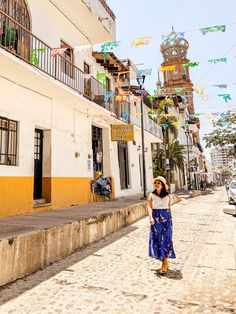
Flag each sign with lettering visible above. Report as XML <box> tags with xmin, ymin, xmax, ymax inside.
<box><xmin>111</xmin><ymin>124</ymin><xmax>134</xmax><ymax>141</ymax></box>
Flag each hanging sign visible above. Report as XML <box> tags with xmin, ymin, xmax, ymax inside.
<box><xmin>111</xmin><ymin>124</ymin><xmax>134</xmax><ymax>141</ymax></box>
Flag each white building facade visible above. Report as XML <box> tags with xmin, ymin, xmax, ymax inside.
<box><xmin>0</xmin><ymin>0</ymin><xmax>162</xmax><ymax>217</ymax></box>
<box><xmin>210</xmin><ymin>146</ymin><xmax>234</xmax><ymax>170</ymax></box>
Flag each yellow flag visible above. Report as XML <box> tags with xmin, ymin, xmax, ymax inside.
<box><xmin>194</xmin><ymin>86</ymin><xmax>205</xmax><ymax>95</ymax></box>
<box><xmin>159</xmin><ymin>65</ymin><xmax>176</xmax><ymax>72</ymax></box>
<box><xmin>204</xmin><ymin>113</ymin><xmax>212</xmax><ymax>119</ymax></box>
<box><xmin>131</xmin><ymin>37</ymin><xmax>152</xmax><ymax>47</ymax></box>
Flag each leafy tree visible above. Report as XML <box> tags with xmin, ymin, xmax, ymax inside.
<box><xmin>203</xmin><ymin>113</ymin><xmax>236</xmax><ymax>156</ymax></box>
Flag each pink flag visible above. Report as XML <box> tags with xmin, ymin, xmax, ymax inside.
<box><xmin>51</xmin><ymin>48</ymin><xmax>68</xmax><ymax>58</ymax></box>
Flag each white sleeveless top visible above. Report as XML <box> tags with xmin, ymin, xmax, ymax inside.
<box><xmin>148</xmin><ymin>192</ymin><xmax>169</xmax><ymax>209</ymax></box>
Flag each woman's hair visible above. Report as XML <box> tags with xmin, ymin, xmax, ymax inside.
<box><xmin>152</xmin><ymin>181</ymin><xmax>169</xmax><ymax>198</ymax></box>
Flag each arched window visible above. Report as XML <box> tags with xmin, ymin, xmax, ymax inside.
<box><xmin>0</xmin><ymin>0</ymin><xmax>31</xmax><ymax>59</ymax></box>
<box><xmin>0</xmin><ymin>0</ymin><xmax>30</xmax><ymax>30</ymax></box>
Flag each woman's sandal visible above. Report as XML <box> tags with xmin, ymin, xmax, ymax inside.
<box><xmin>159</xmin><ymin>259</ymin><xmax>169</xmax><ymax>274</ymax></box>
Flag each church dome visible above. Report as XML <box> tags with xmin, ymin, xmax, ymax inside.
<box><xmin>160</xmin><ymin>29</ymin><xmax>189</xmax><ymax>61</ymax></box>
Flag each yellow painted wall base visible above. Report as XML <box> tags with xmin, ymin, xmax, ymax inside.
<box><xmin>0</xmin><ymin>177</ymin><xmax>34</xmax><ymax>217</ymax></box>
<box><xmin>50</xmin><ymin>177</ymin><xmax>93</xmax><ymax>209</ymax></box>
<box><xmin>0</xmin><ymin>176</ymin><xmax>115</xmax><ymax>218</ymax></box>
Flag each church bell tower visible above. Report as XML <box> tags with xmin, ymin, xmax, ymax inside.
<box><xmin>160</xmin><ymin>28</ymin><xmax>195</xmax><ymax>114</ymax></box>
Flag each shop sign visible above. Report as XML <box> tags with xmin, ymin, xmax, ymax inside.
<box><xmin>111</xmin><ymin>124</ymin><xmax>134</xmax><ymax>141</ymax></box>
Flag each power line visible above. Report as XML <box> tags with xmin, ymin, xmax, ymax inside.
<box><xmin>197</xmin><ymin>41</ymin><xmax>236</xmax><ymax>83</ymax></box>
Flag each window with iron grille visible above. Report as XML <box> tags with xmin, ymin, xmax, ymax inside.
<box><xmin>0</xmin><ymin>116</ymin><xmax>18</xmax><ymax>166</ymax></box>
<box><xmin>0</xmin><ymin>0</ymin><xmax>30</xmax><ymax>29</ymax></box>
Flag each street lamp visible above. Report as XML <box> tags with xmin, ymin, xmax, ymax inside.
<box><xmin>137</xmin><ymin>74</ymin><xmax>147</xmax><ymax>199</ymax></box>
<box><xmin>185</xmin><ymin>127</ymin><xmax>191</xmax><ymax>190</ymax></box>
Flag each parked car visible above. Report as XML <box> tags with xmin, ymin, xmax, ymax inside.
<box><xmin>223</xmin><ymin>205</ymin><xmax>236</xmax><ymax>216</ymax></box>
<box><xmin>228</xmin><ymin>180</ymin><xmax>236</xmax><ymax>205</ymax></box>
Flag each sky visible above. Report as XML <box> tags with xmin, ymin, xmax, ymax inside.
<box><xmin>106</xmin><ymin>0</ymin><xmax>236</xmax><ymax>161</ymax></box>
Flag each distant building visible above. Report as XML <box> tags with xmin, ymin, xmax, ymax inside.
<box><xmin>210</xmin><ymin>146</ymin><xmax>234</xmax><ymax>170</ymax></box>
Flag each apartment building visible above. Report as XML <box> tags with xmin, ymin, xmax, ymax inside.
<box><xmin>0</xmin><ymin>0</ymin><xmax>162</xmax><ymax>217</ymax></box>
<box><xmin>210</xmin><ymin>146</ymin><xmax>234</xmax><ymax>169</ymax></box>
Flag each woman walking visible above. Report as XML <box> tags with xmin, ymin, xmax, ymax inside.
<box><xmin>148</xmin><ymin>176</ymin><xmax>176</xmax><ymax>274</ymax></box>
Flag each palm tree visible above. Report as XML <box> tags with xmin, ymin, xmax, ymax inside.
<box><xmin>169</xmin><ymin>140</ymin><xmax>185</xmax><ymax>172</ymax></box>
<box><xmin>153</xmin><ymin>98</ymin><xmax>179</xmax><ymax>139</ymax></box>
<box><xmin>157</xmin><ymin>114</ymin><xmax>179</xmax><ymax>139</ymax></box>
<box><xmin>153</xmin><ymin>140</ymin><xmax>185</xmax><ymax>183</ymax></box>
<box><xmin>151</xmin><ymin>97</ymin><xmax>184</xmax><ymax>183</ymax></box>
<box><xmin>152</xmin><ymin>148</ymin><xmax>165</xmax><ymax>178</ymax></box>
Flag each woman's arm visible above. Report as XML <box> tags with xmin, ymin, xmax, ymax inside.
<box><xmin>168</xmin><ymin>194</ymin><xmax>171</xmax><ymax>212</ymax></box>
<box><xmin>147</xmin><ymin>194</ymin><xmax>154</xmax><ymax>225</ymax></box>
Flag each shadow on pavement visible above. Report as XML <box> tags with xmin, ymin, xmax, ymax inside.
<box><xmin>0</xmin><ymin>224</ymin><xmax>138</xmax><ymax>305</ymax></box>
<box><xmin>151</xmin><ymin>268</ymin><xmax>183</xmax><ymax>280</ymax></box>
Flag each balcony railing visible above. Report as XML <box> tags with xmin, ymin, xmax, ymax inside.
<box><xmin>0</xmin><ymin>9</ymin><xmax>117</xmax><ymax>114</ymax></box>
<box><xmin>0</xmin><ymin>10</ymin><xmax>163</xmax><ymax>138</ymax></box>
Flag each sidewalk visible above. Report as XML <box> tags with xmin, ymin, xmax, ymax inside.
<box><xmin>0</xmin><ymin>189</ymin><xmax>205</xmax><ymax>286</ymax></box>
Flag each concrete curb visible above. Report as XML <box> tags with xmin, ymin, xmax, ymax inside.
<box><xmin>0</xmin><ymin>193</ymin><xmax>181</xmax><ymax>286</ymax></box>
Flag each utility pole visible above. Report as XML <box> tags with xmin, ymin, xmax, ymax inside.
<box><xmin>185</xmin><ymin>128</ymin><xmax>191</xmax><ymax>190</ymax></box>
<box><xmin>164</xmin><ymin>104</ymin><xmax>171</xmax><ymax>187</ymax></box>
<box><xmin>140</xmin><ymin>88</ymin><xmax>147</xmax><ymax>198</ymax></box>
<box><xmin>137</xmin><ymin>75</ymin><xmax>147</xmax><ymax>199</ymax></box>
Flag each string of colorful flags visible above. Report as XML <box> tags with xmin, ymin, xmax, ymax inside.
<box><xmin>100</xmin><ymin>22</ymin><xmax>231</xmax><ymax>50</ymax></box>
<box><xmin>122</xmin><ymin>109</ymin><xmax>234</xmax><ymax>128</ymax></box>
<box><xmin>158</xmin><ymin>55</ymin><xmax>236</xmax><ymax>72</ymax></box>
<box><xmin>28</xmin><ymin>25</ymin><xmax>236</xmax><ymax>112</ymax></box>
<box><xmin>99</xmin><ymin>85</ymin><xmax>234</xmax><ymax>105</ymax></box>
<box><xmin>30</xmin><ymin>32</ymin><xmax>235</xmax><ymax>70</ymax></box>
<box><xmin>28</xmin><ymin>19</ymin><xmax>235</xmax><ymax>67</ymax></box>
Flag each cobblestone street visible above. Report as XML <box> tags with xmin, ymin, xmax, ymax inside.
<box><xmin>0</xmin><ymin>187</ymin><xmax>235</xmax><ymax>313</ymax></box>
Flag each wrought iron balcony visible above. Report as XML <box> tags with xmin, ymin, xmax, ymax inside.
<box><xmin>0</xmin><ymin>9</ymin><xmax>118</xmax><ymax>115</ymax></box>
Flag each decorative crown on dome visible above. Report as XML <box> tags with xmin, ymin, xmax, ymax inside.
<box><xmin>160</xmin><ymin>27</ymin><xmax>189</xmax><ymax>61</ymax></box>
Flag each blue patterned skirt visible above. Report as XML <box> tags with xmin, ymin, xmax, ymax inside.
<box><xmin>149</xmin><ymin>208</ymin><xmax>176</xmax><ymax>261</ymax></box>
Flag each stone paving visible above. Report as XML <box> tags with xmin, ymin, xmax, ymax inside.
<box><xmin>0</xmin><ymin>187</ymin><xmax>235</xmax><ymax>313</ymax></box>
